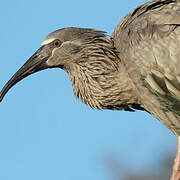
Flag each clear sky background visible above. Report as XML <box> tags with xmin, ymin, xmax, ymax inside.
<box><xmin>0</xmin><ymin>0</ymin><xmax>176</xmax><ymax>180</ymax></box>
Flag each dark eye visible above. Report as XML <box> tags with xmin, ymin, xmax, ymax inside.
<box><xmin>53</xmin><ymin>39</ymin><xmax>62</xmax><ymax>47</ymax></box>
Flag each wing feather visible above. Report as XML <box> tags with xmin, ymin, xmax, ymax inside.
<box><xmin>113</xmin><ymin>0</ymin><xmax>180</xmax><ymax>134</ymax></box>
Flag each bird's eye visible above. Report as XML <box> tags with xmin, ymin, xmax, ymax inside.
<box><xmin>53</xmin><ymin>39</ymin><xmax>62</xmax><ymax>47</ymax></box>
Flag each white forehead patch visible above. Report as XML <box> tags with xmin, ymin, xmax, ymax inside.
<box><xmin>41</xmin><ymin>38</ymin><xmax>55</xmax><ymax>45</ymax></box>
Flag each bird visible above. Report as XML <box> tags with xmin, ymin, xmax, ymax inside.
<box><xmin>0</xmin><ymin>0</ymin><xmax>180</xmax><ymax>179</ymax></box>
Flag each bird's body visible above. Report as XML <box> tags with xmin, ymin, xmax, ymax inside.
<box><xmin>113</xmin><ymin>0</ymin><xmax>180</xmax><ymax>135</ymax></box>
<box><xmin>0</xmin><ymin>0</ymin><xmax>180</xmax><ymax>179</ymax></box>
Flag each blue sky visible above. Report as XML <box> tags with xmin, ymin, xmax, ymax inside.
<box><xmin>0</xmin><ymin>0</ymin><xmax>176</xmax><ymax>180</ymax></box>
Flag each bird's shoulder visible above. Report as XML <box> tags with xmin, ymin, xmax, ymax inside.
<box><xmin>113</xmin><ymin>0</ymin><xmax>180</xmax><ymax>47</ymax></box>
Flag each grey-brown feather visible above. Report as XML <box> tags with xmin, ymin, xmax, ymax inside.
<box><xmin>113</xmin><ymin>0</ymin><xmax>180</xmax><ymax>134</ymax></box>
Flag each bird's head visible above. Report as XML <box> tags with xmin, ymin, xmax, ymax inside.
<box><xmin>0</xmin><ymin>27</ymin><xmax>115</xmax><ymax>102</ymax></box>
<box><xmin>42</xmin><ymin>27</ymin><xmax>109</xmax><ymax>71</ymax></box>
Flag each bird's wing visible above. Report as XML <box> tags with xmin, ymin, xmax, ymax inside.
<box><xmin>113</xmin><ymin>0</ymin><xmax>180</xmax><ymax>134</ymax></box>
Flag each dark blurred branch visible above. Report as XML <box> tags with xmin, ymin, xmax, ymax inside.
<box><xmin>104</xmin><ymin>153</ymin><xmax>174</xmax><ymax>180</ymax></box>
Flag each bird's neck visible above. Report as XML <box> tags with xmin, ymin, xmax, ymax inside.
<box><xmin>67</xmin><ymin>39</ymin><xmax>141</xmax><ymax>111</ymax></box>
<box><xmin>69</xmin><ymin>60</ymin><xmax>140</xmax><ymax>111</ymax></box>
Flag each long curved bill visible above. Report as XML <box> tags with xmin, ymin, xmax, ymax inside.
<box><xmin>0</xmin><ymin>45</ymin><xmax>53</xmax><ymax>102</ymax></box>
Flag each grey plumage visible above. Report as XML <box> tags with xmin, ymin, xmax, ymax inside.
<box><xmin>113</xmin><ymin>0</ymin><xmax>180</xmax><ymax>135</ymax></box>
